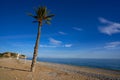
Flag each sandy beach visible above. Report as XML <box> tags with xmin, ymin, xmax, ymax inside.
<box><xmin>0</xmin><ymin>58</ymin><xmax>120</xmax><ymax>80</ymax></box>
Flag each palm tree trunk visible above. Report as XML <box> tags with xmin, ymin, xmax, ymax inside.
<box><xmin>31</xmin><ymin>22</ymin><xmax>41</xmax><ymax>72</ymax></box>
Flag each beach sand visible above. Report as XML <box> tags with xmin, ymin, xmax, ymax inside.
<box><xmin>0</xmin><ymin>58</ymin><xmax>120</xmax><ymax>80</ymax></box>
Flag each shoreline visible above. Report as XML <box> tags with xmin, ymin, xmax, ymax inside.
<box><xmin>27</xmin><ymin>58</ymin><xmax>120</xmax><ymax>72</ymax></box>
<box><xmin>40</xmin><ymin>61</ymin><xmax>120</xmax><ymax>72</ymax></box>
<box><xmin>0</xmin><ymin>58</ymin><xmax>120</xmax><ymax>80</ymax></box>
<box><xmin>17</xmin><ymin>58</ymin><xmax>120</xmax><ymax>79</ymax></box>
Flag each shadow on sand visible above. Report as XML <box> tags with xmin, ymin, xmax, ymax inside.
<box><xmin>0</xmin><ymin>66</ymin><xmax>30</xmax><ymax>72</ymax></box>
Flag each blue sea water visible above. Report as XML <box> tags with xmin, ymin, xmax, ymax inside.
<box><xmin>28</xmin><ymin>58</ymin><xmax>120</xmax><ymax>71</ymax></box>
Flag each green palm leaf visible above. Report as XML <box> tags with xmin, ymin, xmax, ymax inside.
<box><xmin>45</xmin><ymin>21</ymin><xmax>51</xmax><ymax>25</ymax></box>
<box><xmin>29</xmin><ymin>6</ymin><xmax>54</xmax><ymax>25</ymax></box>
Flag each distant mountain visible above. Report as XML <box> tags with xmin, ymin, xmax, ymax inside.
<box><xmin>0</xmin><ymin>52</ymin><xmax>26</xmax><ymax>59</ymax></box>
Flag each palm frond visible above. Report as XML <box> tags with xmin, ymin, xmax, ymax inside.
<box><xmin>46</xmin><ymin>10</ymin><xmax>50</xmax><ymax>15</ymax></box>
<box><xmin>45</xmin><ymin>21</ymin><xmax>51</xmax><ymax>25</ymax></box>
<box><xmin>27</xmin><ymin>13</ymin><xmax>38</xmax><ymax>19</ymax></box>
<box><xmin>27</xmin><ymin>13</ymin><xmax>34</xmax><ymax>17</ymax></box>
<box><xmin>29</xmin><ymin>6</ymin><xmax>54</xmax><ymax>24</ymax></box>
<box><xmin>46</xmin><ymin>18</ymin><xmax>52</xmax><ymax>21</ymax></box>
<box><xmin>44</xmin><ymin>14</ymin><xmax>55</xmax><ymax>19</ymax></box>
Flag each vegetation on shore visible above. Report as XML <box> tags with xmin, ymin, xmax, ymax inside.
<box><xmin>0</xmin><ymin>52</ymin><xmax>26</xmax><ymax>59</ymax></box>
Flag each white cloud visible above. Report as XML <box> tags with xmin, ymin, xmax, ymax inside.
<box><xmin>104</xmin><ymin>41</ymin><xmax>120</xmax><ymax>49</ymax></box>
<box><xmin>49</xmin><ymin>38</ymin><xmax>62</xmax><ymax>45</ymax></box>
<box><xmin>40</xmin><ymin>44</ymin><xmax>72</xmax><ymax>48</ymax></box>
<box><xmin>99</xmin><ymin>17</ymin><xmax>112</xmax><ymax>24</ymax></box>
<box><xmin>40</xmin><ymin>45</ymin><xmax>57</xmax><ymax>48</ymax></box>
<box><xmin>73</xmin><ymin>27</ymin><xmax>82</xmax><ymax>31</ymax></box>
<box><xmin>64</xmin><ymin>44</ymin><xmax>72</xmax><ymax>47</ymax></box>
<box><xmin>98</xmin><ymin>17</ymin><xmax>120</xmax><ymax>35</ymax></box>
<box><xmin>42</xmin><ymin>38</ymin><xmax>73</xmax><ymax>48</ymax></box>
<box><xmin>44</xmin><ymin>38</ymin><xmax>73</xmax><ymax>48</ymax></box>
<box><xmin>58</xmin><ymin>31</ymin><xmax>67</xmax><ymax>35</ymax></box>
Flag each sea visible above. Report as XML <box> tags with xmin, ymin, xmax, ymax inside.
<box><xmin>27</xmin><ymin>58</ymin><xmax>120</xmax><ymax>71</ymax></box>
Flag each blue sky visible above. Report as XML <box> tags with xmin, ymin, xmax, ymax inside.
<box><xmin>0</xmin><ymin>0</ymin><xmax>120</xmax><ymax>59</ymax></box>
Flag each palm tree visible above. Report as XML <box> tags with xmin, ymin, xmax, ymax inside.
<box><xmin>28</xmin><ymin>6</ymin><xmax>54</xmax><ymax>72</ymax></box>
